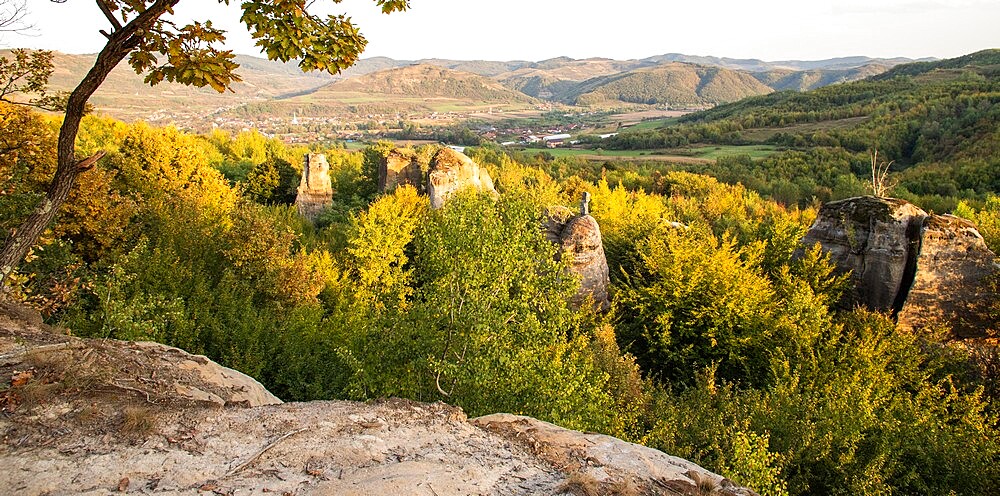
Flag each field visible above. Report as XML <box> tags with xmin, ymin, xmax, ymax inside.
<box><xmin>739</xmin><ymin>116</ymin><xmax>870</xmax><ymax>141</ymax></box>
<box><xmin>684</xmin><ymin>144</ymin><xmax>781</xmax><ymax>159</ymax></box>
<box><xmin>524</xmin><ymin>144</ymin><xmax>779</xmax><ymax>162</ymax></box>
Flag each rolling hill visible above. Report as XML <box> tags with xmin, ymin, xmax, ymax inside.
<box><xmin>310</xmin><ymin>64</ymin><xmax>536</xmax><ymax>103</ymax></box>
<box><xmin>752</xmin><ymin>63</ymin><xmax>890</xmax><ymax>91</ymax></box>
<box><xmin>225</xmin><ymin>64</ymin><xmax>541</xmax><ymax>120</ymax></box>
<box><xmin>561</xmin><ymin>62</ymin><xmax>774</xmax><ymax>107</ymax></box>
<box><xmin>497</xmin><ymin>58</ymin><xmax>648</xmax><ymax>98</ymax></box>
<box><xmin>871</xmin><ymin>48</ymin><xmax>1000</xmax><ymax>80</ymax></box>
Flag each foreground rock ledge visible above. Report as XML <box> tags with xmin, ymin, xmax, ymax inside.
<box><xmin>0</xmin><ymin>305</ymin><xmax>755</xmax><ymax>496</ymax></box>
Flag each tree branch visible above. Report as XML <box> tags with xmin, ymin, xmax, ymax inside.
<box><xmin>74</xmin><ymin>150</ymin><xmax>106</xmax><ymax>172</ymax></box>
<box><xmin>95</xmin><ymin>0</ymin><xmax>123</xmax><ymax>32</ymax></box>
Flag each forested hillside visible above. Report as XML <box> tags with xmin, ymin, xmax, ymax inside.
<box><xmin>2</xmin><ymin>97</ymin><xmax>999</xmax><ymax>495</ymax></box>
<box><xmin>560</xmin><ymin>63</ymin><xmax>775</xmax><ymax>107</ymax></box>
<box><xmin>605</xmin><ymin>49</ymin><xmax>1000</xmax><ymax>213</ymax></box>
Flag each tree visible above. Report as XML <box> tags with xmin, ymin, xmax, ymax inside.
<box><xmin>0</xmin><ymin>0</ymin><xmax>409</xmax><ymax>288</ymax></box>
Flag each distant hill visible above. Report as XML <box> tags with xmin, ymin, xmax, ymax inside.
<box><xmin>24</xmin><ymin>49</ymin><xmax>934</xmax><ymax>123</ymax></box>
<box><xmin>496</xmin><ymin>56</ymin><xmax>904</xmax><ymax>103</ymax></box>
<box><xmin>752</xmin><ymin>63</ymin><xmax>889</xmax><ymax>91</ymax></box>
<box><xmin>562</xmin><ymin>62</ymin><xmax>774</xmax><ymax>107</ymax></box>
<box><xmin>334</xmin><ymin>57</ymin><xmax>533</xmax><ymax>79</ymax></box>
<box><xmin>871</xmin><ymin>48</ymin><xmax>1000</xmax><ymax>80</ymax></box>
<box><xmin>638</xmin><ymin>53</ymin><xmax>928</xmax><ymax>72</ymax></box>
<box><xmin>497</xmin><ymin>58</ymin><xmax>647</xmax><ymax>98</ymax></box>
<box><xmin>228</xmin><ymin>64</ymin><xmax>541</xmax><ymax>120</ymax></box>
<box><xmin>35</xmin><ymin>51</ymin><xmax>336</xmax><ymax>121</ymax></box>
<box><xmin>308</xmin><ymin>64</ymin><xmax>536</xmax><ymax>103</ymax></box>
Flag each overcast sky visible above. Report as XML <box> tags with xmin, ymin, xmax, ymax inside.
<box><xmin>9</xmin><ymin>0</ymin><xmax>999</xmax><ymax>62</ymax></box>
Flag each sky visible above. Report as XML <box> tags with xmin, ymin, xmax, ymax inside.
<box><xmin>8</xmin><ymin>0</ymin><xmax>1000</xmax><ymax>62</ymax></box>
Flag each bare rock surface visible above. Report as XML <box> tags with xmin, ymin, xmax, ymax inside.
<box><xmin>379</xmin><ymin>148</ymin><xmax>423</xmax><ymax>193</ymax></box>
<box><xmin>295</xmin><ymin>153</ymin><xmax>334</xmax><ymax>221</ymax></box>
<box><xmin>544</xmin><ymin>206</ymin><xmax>611</xmax><ymax>311</ymax></box>
<box><xmin>475</xmin><ymin>414</ymin><xmax>757</xmax><ymax>496</ymax></box>
<box><xmin>427</xmin><ymin>148</ymin><xmax>497</xmax><ymax>209</ymax></box>
<box><xmin>0</xmin><ymin>303</ymin><xmax>754</xmax><ymax>496</ymax></box>
<box><xmin>798</xmin><ymin>196</ymin><xmax>926</xmax><ymax>313</ymax></box>
<box><xmin>897</xmin><ymin>214</ymin><xmax>999</xmax><ymax>338</ymax></box>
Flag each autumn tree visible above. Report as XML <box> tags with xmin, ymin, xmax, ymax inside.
<box><xmin>0</xmin><ymin>0</ymin><xmax>408</xmax><ymax>288</ymax></box>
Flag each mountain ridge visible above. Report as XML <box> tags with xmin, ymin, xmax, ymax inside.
<box><xmin>23</xmin><ymin>49</ymin><xmax>935</xmax><ymax>123</ymax></box>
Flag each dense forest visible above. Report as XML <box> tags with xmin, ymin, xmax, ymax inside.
<box><xmin>2</xmin><ymin>88</ymin><xmax>999</xmax><ymax>494</ymax></box>
<box><xmin>604</xmin><ymin>49</ymin><xmax>1000</xmax><ymax>215</ymax></box>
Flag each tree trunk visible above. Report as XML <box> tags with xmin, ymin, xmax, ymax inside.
<box><xmin>0</xmin><ymin>0</ymin><xmax>179</xmax><ymax>290</ymax></box>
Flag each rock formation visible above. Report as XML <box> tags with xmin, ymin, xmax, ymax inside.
<box><xmin>544</xmin><ymin>195</ymin><xmax>611</xmax><ymax>311</ymax></box>
<box><xmin>0</xmin><ymin>303</ymin><xmax>755</xmax><ymax>496</ymax></box>
<box><xmin>295</xmin><ymin>153</ymin><xmax>333</xmax><ymax>221</ymax></box>
<box><xmin>427</xmin><ymin>148</ymin><xmax>497</xmax><ymax>209</ymax></box>
<box><xmin>798</xmin><ymin>196</ymin><xmax>998</xmax><ymax>337</ymax></box>
<box><xmin>379</xmin><ymin>148</ymin><xmax>423</xmax><ymax>193</ymax></box>
<box><xmin>798</xmin><ymin>196</ymin><xmax>925</xmax><ymax>313</ymax></box>
<box><xmin>896</xmin><ymin>214</ymin><xmax>999</xmax><ymax>337</ymax></box>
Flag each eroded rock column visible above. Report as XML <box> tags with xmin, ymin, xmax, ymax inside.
<box><xmin>295</xmin><ymin>153</ymin><xmax>333</xmax><ymax>221</ymax></box>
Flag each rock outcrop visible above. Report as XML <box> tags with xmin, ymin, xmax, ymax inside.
<box><xmin>0</xmin><ymin>311</ymin><xmax>280</xmax><ymax>409</ymax></box>
<box><xmin>474</xmin><ymin>414</ymin><xmax>755</xmax><ymax>496</ymax></box>
<box><xmin>427</xmin><ymin>148</ymin><xmax>497</xmax><ymax>209</ymax></box>
<box><xmin>799</xmin><ymin>196</ymin><xmax>925</xmax><ymax>313</ymax></box>
<box><xmin>0</xmin><ymin>303</ymin><xmax>755</xmax><ymax>495</ymax></box>
<box><xmin>799</xmin><ymin>196</ymin><xmax>998</xmax><ymax>336</ymax></box>
<box><xmin>544</xmin><ymin>198</ymin><xmax>611</xmax><ymax>311</ymax></box>
<box><xmin>896</xmin><ymin>214</ymin><xmax>999</xmax><ymax>337</ymax></box>
<box><xmin>295</xmin><ymin>153</ymin><xmax>334</xmax><ymax>221</ymax></box>
<box><xmin>379</xmin><ymin>148</ymin><xmax>423</xmax><ymax>193</ymax></box>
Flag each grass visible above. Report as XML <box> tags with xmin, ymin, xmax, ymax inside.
<box><xmin>685</xmin><ymin>144</ymin><xmax>780</xmax><ymax>159</ymax></box>
<box><xmin>521</xmin><ymin>144</ymin><xmax>778</xmax><ymax>162</ymax></box>
<box><xmin>626</xmin><ymin>116</ymin><xmax>683</xmax><ymax>131</ymax></box>
<box><xmin>121</xmin><ymin>405</ymin><xmax>157</xmax><ymax>437</ymax></box>
<box><xmin>740</xmin><ymin>116</ymin><xmax>869</xmax><ymax>141</ymax></box>
<box><xmin>342</xmin><ymin>141</ymin><xmax>367</xmax><ymax>151</ymax></box>
<box><xmin>532</xmin><ymin>148</ymin><xmax>652</xmax><ymax>158</ymax></box>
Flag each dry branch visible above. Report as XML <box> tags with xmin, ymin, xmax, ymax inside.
<box><xmin>224</xmin><ymin>427</ymin><xmax>311</xmax><ymax>477</ymax></box>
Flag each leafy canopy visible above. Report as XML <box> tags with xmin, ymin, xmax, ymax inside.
<box><xmin>88</xmin><ymin>0</ymin><xmax>408</xmax><ymax>92</ymax></box>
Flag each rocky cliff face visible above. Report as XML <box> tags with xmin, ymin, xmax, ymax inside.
<box><xmin>544</xmin><ymin>205</ymin><xmax>611</xmax><ymax>311</ymax></box>
<box><xmin>379</xmin><ymin>148</ymin><xmax>424</xmax><ymax>193</ymax></box>
<box><xmin>427</xmin><ymin>148</ymin><xmax>497</xmax><ymax>209</ymax></box>
<box><xmin>295</xmin><ymin>153</ymin><xmax>334</xmax><ymax>221</ymax></box>
<box><xmin>799</xmin><ymin>196</ymin><xmax>998</xmax><ymax>336</ymax></box>
<box><xmin>0</xmin><ymin>304</ymin><xmax>755</xmax><ymax>496</ymax></box>
<box><xmin>799</xmin><ymin>196</ymin><xmax>925</xmax><ymax>314</ymax></box>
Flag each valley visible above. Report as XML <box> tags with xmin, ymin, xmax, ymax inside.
<box><xmin>33</xmin><ymin>50</ymin><xmax>925</xmax><ymax>142</ymax></box>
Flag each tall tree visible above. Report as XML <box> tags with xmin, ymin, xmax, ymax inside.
<box><xmin>0</xmin><ymin>0</ymin><xmax>408</xmax><ymax>288</ymax></box>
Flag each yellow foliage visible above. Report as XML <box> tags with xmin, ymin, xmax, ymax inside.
<box><xmin>347</xmin><ymin>186</ymin><xmax>429</xmax><ymax>311</ymax></box>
